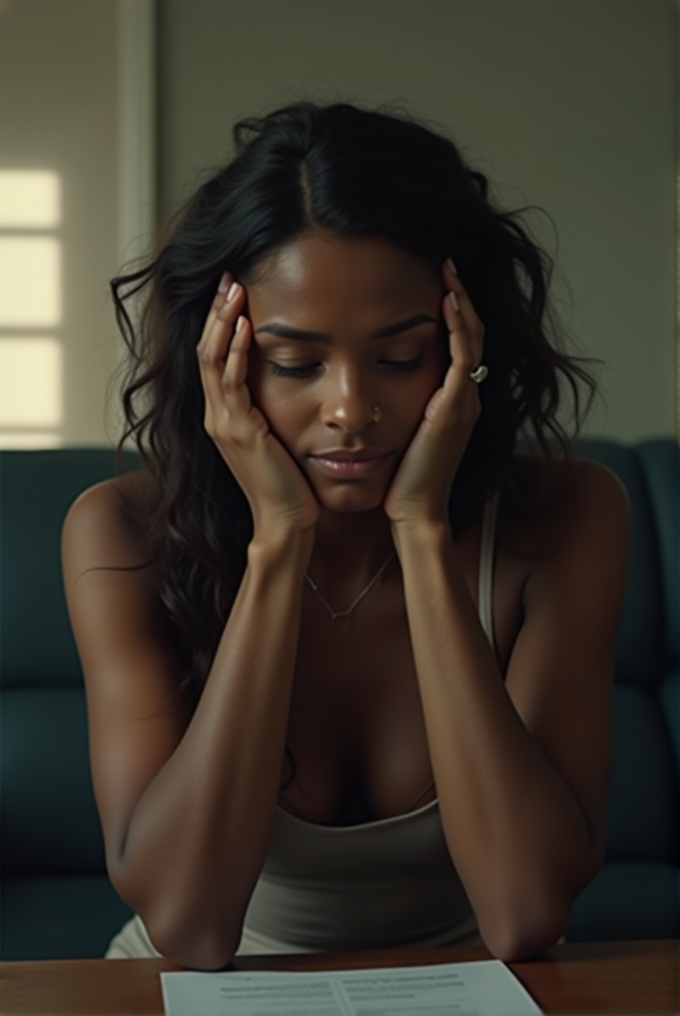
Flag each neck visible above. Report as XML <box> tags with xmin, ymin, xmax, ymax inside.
<box><xmin>307</xmin><ymin>507</ymin><xmax>397</xmax><ymax>596</ymax></box>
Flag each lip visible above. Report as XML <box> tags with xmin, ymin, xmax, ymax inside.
<box><xmin>309</xmin><ymin>450</ymin><xmax>394</xmax><ymax>480</ymax></box>
<box><xmin>311</xmin><ymin>448</ymin><xmax>391</xmax><ymax>462</ymax></box>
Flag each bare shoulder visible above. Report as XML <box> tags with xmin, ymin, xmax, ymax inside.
<box><xmin>567</xmin><ymin>455</ymin><xmax>629</xmax><ymax>502</ymax></box>
<box><xmin>510</xmin><ymin>453</ymin><xmax>632</xmax><ymax>622</ymax></box>
<box><xmin>61</xmin><ymin>469</ymin><xmax>158</xmax><ymax>579</ymax></box>
<box><xmin>499</xmin><ymin>453</ymin><xmax>631</xmax><ymax>559</ymax></box>
<box><xmin>556</xmin><ymin>456</ymin><xmax>631</xmax><ymax>548</ymax></box>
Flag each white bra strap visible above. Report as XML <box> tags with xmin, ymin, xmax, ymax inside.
<box><xmin>477</xmin><ymin>489</ymin><xmax>500</xmax><ymax>652</ymax></box>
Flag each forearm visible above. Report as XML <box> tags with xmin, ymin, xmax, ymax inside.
<box><xmin>112</xmin><ymin>527</ymin><xmax>314</xmax><ymax>968</ymax></box>
<box><xmin>393</xmin><ymin>521</ymin><xmax>595</xmax><ymax>957</ymax></box>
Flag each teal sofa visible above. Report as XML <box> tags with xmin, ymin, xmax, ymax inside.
<box><xmin>0</xmin><ymin>440</ymin><xmax>677</xmax><ymax>959</ymax></box>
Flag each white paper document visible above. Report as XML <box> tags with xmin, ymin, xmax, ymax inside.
<box><xmin>160</xmin><ymin>959</ymin><xmax>544</xmax><ymax>1016</ymax></box>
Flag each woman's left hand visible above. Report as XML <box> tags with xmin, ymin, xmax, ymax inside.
<box><xmin>383</xmin><ymin>259</ymin><xmax>486</xmax><ymax>528</ymax></box>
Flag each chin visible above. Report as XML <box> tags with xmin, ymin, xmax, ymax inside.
<box><xmin>314</xmin><ymin>483</ymin><xmax>388</xmax><ymax>514</ymax></box>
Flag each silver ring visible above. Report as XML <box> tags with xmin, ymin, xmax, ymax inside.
<box><xmin>469</xmin><ymin>364</ymin><xmax>489</xmax><ymax>384</ymax></box>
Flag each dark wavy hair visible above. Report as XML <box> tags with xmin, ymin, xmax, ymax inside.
<box><xmin>112</xmin><ymin>99</ymin><xmax>600</xmax><ymax>713</ymax></box>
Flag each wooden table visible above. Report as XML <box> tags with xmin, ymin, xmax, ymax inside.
<box><xmin>1</xmin><ymin>939</ymin><xmax>677</xmax><ymax>1015</ymax></box>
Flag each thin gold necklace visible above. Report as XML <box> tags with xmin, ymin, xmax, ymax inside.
<box><xmin>305</xmin><ymin>551</ymin><xmax>395</xmax><ymax>623</ymax></box>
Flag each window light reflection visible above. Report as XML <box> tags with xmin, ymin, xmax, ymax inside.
<box><xmin>0</xmin><ymin>338</ymin><xmax>62</xmax><ymax>426</ymax></box>
<box><xmin>0</xmin><ymin>238</ymin><xmax>61</xmax><ymax>327</ymax></box>
<box><xmin>0</xmin><ymin>171</ymin><xmax>60</xmax><ymax>228</ymax></box>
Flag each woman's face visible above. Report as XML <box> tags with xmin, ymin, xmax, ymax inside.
<box><xmin>244</xmin><ymin>232</ymin><xmax>450</xmax><ymax>513</ymax></box>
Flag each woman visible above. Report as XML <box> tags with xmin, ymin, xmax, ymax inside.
<box><xmin>62</xmin><ymin>100</ymin><xmax>631</xmax><ymax>969</ymax></box>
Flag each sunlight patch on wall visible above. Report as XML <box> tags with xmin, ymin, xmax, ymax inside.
<box><xmin>0</xmin><ymin>338</ymin><xmax>62</xmax><ymax>425</ymax></box>
<box><xmin>0</xmin><ymin>238</ymin><xmax>61</xmax><ymax>327</ymax></box>
<box><xmin>0</xmin><ymin>170</ymin><xmax>63</xmax><ymax>448</ymax></box>
<box><xmin>0</xmin><ymin>170</ymin><xmax>60</xmax><ymax>228</ymax></box>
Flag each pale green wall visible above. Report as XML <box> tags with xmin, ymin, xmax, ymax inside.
<box><xmin>157</xmin><ymin>0</ymin><xmax>676</xmax><ymax>442</ymax></box>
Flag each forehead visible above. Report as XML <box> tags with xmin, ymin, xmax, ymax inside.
<box><xmin>246</xmin><ymin>233</ymin><xmax>440</xmax><ymax>318</ymax></box>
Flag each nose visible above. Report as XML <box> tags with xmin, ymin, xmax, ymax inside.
<box><xmin>320</xmin><ymin>365</ymin><xmax>377</xmax><ymax>433</ymax></box>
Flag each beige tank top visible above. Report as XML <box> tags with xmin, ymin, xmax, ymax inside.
<box><xmin>105</xmin><ymin>491</ymin><xmax>500</xmax><ymax>959</ymax></box>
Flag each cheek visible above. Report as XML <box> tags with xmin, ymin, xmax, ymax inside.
<box><xmin>247</xmin><ymin>360</ymin><xmax>306</xmax><ymax>442</ymax></box>
<box><xmin>410</xmin><ymin>373</ymin><xmax>442</xmax><ymax>420</ymax></box>
<box><xmin>414</xmin><ymin>347</ymin><xmax>449</xmax><ymax>401</ymax></box>
<box><xmin>395</xmin><ymin>356</ymin><xmax>448</xmax><ymax>432</ymax></box>
<box><xmin>247</xmin><ymin>349</ymin><xmax>280</xmax><ymax>415</ymax></box>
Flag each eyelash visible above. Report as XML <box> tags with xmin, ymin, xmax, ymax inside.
<box><xmin>268</xmin><ymin>356</ymin><xmax>425</xmax><ymax>379</ymax></box>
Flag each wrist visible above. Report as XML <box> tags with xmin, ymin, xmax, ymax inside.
<box><xmin>390</xmin><ymin>516</ymin><xmax>450</xmax><ymax>546</ymax></box>
<box><xmin>249</xmin><ymin>524</ymin><xmax>316</xmax><ymax>569</ymax></box>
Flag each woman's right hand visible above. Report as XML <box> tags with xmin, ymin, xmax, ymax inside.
<box><xmin>197</xmin><ymin>274</ymin><xmax>321</xmax><ymax>536</ymax></box>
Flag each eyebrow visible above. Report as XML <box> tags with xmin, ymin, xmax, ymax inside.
<box><xmin>253</xmin><ymin>313</ymin><xmax>437</xmax><ymax>344</ymax></box>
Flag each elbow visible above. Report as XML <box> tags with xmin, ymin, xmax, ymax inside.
<box><xmin>480</xmin><ymin>849</ymin><xmax>601</xmax><ymax>962</ymax></box>
<box><xmin>490</xmin><ymin>921</ymin><xmax>567</xmax><ymax>964</ymax></box>
<box><xmin>140</xmin><ymin>888</ymin><xmax>244</xmax><ymax>969</ymax></box>
<box><xmin>479</xmin><ymin>896</ymin><xmax>570</xmax><ymax>964</ymax></box>
<box><xmin>147</xmin><ymin>920</ymin><xmax>239</xmax><ymax>971</ymax></box>
<box><xmin>486</xmin><ymin>917</ymin><xmax>568</xmax><ymax>964</ymax></box>
<box><xmin>108</xmin><ymin>871</ymin><xmax>241</xmax><ymax>970</ymax></box>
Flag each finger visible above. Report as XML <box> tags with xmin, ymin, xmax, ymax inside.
<box><xmin>196</xmin><ymin>274</ymin><xmax>235</xmax><ymax>351</ymax></box>
<box><xmin>442</xmin><ymin>290</ymin><xmax>483</xmax><ymax>377</ymax></box>
<box><xmin>196</xmin><ymin>281</ymin><xmax>244</xmax><ymax>411</ymax></box>
<box><xmin>197</xmin><ymin>281</ymin><xmax>244</xmax><ymax>363</ymax></box>
<box><xmin>441</xmin><ymin>260</ymin><xmax>485</xmax><ymax>352</ymax></box>
<box><xmin>220</xmin><ymin>316</ymin><xmax>256</xmax><ymax>421</ymax></box>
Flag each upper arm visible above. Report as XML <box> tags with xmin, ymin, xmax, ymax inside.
<box><xmin>61</xmin><ymin>477</ymin><xmax>194</xmax><ymax>875</ymax></box>
<box><xmin>504</xmin><ymin>460</ymin><xmax>631</xmax><ymax>869</ymax></box>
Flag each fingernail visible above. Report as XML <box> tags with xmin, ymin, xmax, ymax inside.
<box><xmin>449</xmin><ymin>291</ymin><xmax>459</xmax><ymax>311</ymax></box>
<box><xmin>226</xmin><ymin>281</ymin><xmax>239</xmax><ymax>302</ymax></box>
<box><xmin>446</xmin><ymin>257</ymin><xmax>458</xmax><ymax>275</ymax></box>
<box><xmin>218</xmin><ymin>271</ymin><xmax>230</xmax><ymax>293</ymax></box>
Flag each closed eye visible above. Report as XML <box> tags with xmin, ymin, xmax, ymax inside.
<box><xmin>268</xmin><ymin>356</ymin><xmax>424</xmax><ymax>379</ymax></box>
